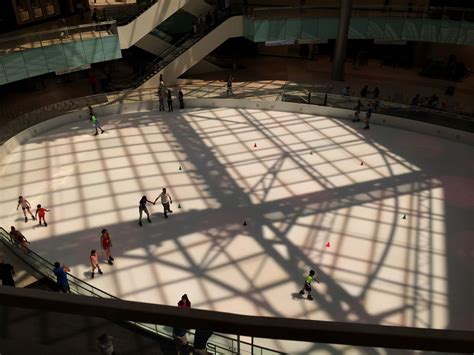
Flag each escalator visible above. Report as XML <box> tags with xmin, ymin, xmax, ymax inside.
<box><xmin>113</xmin><ymin>7</ymin><xmax>244</xmax><ymax>90</ymax></box>
<box><xmin>117</xmin><ymin>0</ymin><xmax>213</xmax><ymax>49</ymax></box>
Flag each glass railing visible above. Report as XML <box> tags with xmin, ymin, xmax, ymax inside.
<box><xmin>0</xmin><ymin>21</ymin><xmax>121</xmax><ymax>85</ymax></box>
<box><xmin>249</xmin><ymin>4</ymin><xmax>474</xmax><ymax>21</ymax></box>
<box><xmin>244</xmin><ymin>5</ymin><xmax>474</xmax><ymax>45</ymax></box>
<box><xmin>280</xmin><ymin>82</ymin><xmax>474</xmax><ymax>132</ymax></box>
<box><xmin>0</xmin><ymin>226</ymin><xmax>280</xmax><ymax>354</ymax></box>
<box><xmin>0</xmin><ymin>21</ymin><xmax>118</xmax><ymax>56</ymax></box>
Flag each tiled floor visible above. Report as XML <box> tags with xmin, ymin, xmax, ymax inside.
<box><xmin>1</xmin><ymin>106</ymin><xmax>472</xmax><ymax>353</ymax></box>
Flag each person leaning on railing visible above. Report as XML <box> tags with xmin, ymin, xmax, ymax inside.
<box><xmin>9</xmin><ymin>226</ymin><xmax>30</xmax><ymax>252</ymax></box>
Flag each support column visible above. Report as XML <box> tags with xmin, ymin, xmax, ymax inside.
<box><xmin>331</xmin><ymin>0</ymin><xmax>353</xmax><ymax>81</ymax></box>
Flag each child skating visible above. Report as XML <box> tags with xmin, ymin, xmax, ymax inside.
<box><xmin>17</xmin><ymin>196</ymin><xmax>35</xmax><ymax>222</ymax></box>
<box><xmin>90</xmin><ymin>249</ymin><xmax>103</xmax><ymax>279</ymax></box>
<box><xmin>299</xmin><ymin>269</ymin><xmax>320</xmax><ymax>300</ymax></box>
<box><xmin>35</xmin><ymin>204</ymin><xmax>50</xmax><ymax>227</ymax></box>
<box><xmin>100</xmin><ymin>229</ymin><xmax>114</xmax><ymax>265</ymax></box>
<box><xmin>364</xmin><ymin>104</ymin><xmax>373</xmax><ymax>130</ymax></box>
<box><xmin>90</xmin><ymin>112</ymin><xmax>105</xmax><ymax>135</ymax></box>
<box><xmin>138</xmin><ymin>195</ymin><xmax>153</xmax><ymax>226</ymax></box>
<box><xmin>352</xmin><ymin>100</ymin><xmax>363</xmax><ymax>122</ymax></box>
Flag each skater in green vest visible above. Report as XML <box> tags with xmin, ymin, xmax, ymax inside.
<box><xmin>89</xmin><ymin>109</ymin><xmax>105</xmax><ymax>135</ymax></box>
<box><xmin>299</xmin><ymin>269</ymin><xmax>320</xmax><ymax>300</ymax></box>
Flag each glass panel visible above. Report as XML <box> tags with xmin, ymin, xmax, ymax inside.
<box><xmin>267</xmin><ymin>19</ymin><xmax>286</xmax><ymax>41</ymax></box>
<box><xmin>349</xmin><ymin>18</ymin><xmax>369</xmax><ymax>39</ymax></box>
<box><xmin>285</xmin><ymin>18</ymin><xmax>301</xmax><ymax>40</ymax></box>
<box><xmin>300</xmin><ymin>18</ymin><xmax>318</xmax><ymax>39</ymax></box>
<box><xmin>318</xmin><ymin>18</ymin><xmax>338</xmax><ymax>38</ymax></box>
<box><xmin>402</xmin><ymin>18</ymin><xmax>423</xmax><ymax>41</ymax></box>
<box><xmin>23</xmin><ymin>48</ymin><xmax>48</xmax><ymax>77</ymax></box>
<box><xmin>254</xmin><ymin>20</ymin><xmax>270</xmax><ymax>42</ymax></box>
<box><xmin>1</xmin><ymin>52</ymin><xmax>28</xmax><ymax>82</ymax></box>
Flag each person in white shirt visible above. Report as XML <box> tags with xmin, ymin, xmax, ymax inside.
<box><xmin>154</xmin><ymin>188</ymin><xmax>173</xmax><ymax>219</ymax></box>
<box><xmin>16</xmin><ymin>196</ymin><xmax>35</xmax><ymax>223</ymax></box>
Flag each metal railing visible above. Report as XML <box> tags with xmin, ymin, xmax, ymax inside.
<box><xmin>0</xmin><ymin>226</ymin><xmax>279</xmax><ymax>354</ymax></box>
<box><xmin>280</xmin><ymin>82</ymin><xmax>474</xmax><ymax>133</ymax></box>
<box><xmin>2</xmin><ymin>81</ymin><xmax>474</xmax><ymax>146</ymax></box>
<box><xmin>0</xmin><ymin>20</ymin><xmax>118</xmax><ymax>56</ymax></box>
<box><xmin>249</xmin><ymin>4</ymin><xmax>474</xmax><ymax>21</ymax></box>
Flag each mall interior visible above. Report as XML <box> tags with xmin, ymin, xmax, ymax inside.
<box><xmin>0</xmin><ymin>0</ymin><xmax>473</xmax><ymax>354</ymax></box>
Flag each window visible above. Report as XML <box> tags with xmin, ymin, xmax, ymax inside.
<box><xmin>31</xmin><ymin>0</ymin><xmax>43</xmax><ymax>18</ymax></box>
<box><xmin>15</xmin><ymin>0</ymin><xmax>31</xmax><ymax>22</ymax></box>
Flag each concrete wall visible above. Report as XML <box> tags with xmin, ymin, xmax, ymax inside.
<box><xmin>2</xmin><ymin>98</ymin><xmax>473</xmax><ymax>165</ymax></box>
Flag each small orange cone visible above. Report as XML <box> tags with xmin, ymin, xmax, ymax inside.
<box><xmin>326</xmin><ymin>242</ymin><xmax>330</xmax><ymax>248</ymax></box>
<box><xmin>253</xmin><ymin>143</ymin><xmax>257</xmax><ymax>148</ymax></box>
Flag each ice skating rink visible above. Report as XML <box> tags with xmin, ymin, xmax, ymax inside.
<box><xmin>1</xmin><ymin>107</ymin><xmax>473</xmax><ymax>353</ymax></box>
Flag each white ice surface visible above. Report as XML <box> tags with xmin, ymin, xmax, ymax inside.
<box><xmin>1</xmin><ymin>107</ymin><xmax>473</xmax><ymax>353</ymax></box>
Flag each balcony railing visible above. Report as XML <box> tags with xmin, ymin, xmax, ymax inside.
<box><xmin>0</xmin><ymin>226</ymin><xmax>279</xmax><ymax>354</ymax></box>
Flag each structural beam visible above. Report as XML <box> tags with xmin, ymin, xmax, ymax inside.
<box><xmin>331</xmin><ymin>0</ymin><xmax>353</xmax><ymax>81</ymax></box>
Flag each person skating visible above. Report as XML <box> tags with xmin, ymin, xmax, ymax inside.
<box><xmin>167</xmin><ymin>90</ymin><xmax>173</xmax><ymax>112</ymax></box>
<box><xmin>138</xmin><ymin>195</ymin><xmax>153</xmax><ymax>226</ymax></box>
<box><xmin>100</xmin><ymin>229</ymin><xmax>114</xmax><ymax>265</ymax></box>
<box><xmin>178</xmin><ymin>88</ymin><xmax>184</xmax><ymax>109</ymax></box>
<box><xmin>17</xmin><ymin>196</ymin><xmax>35</xmax><ymax>222</ymax></box>
<box><xmin>352</xmin><ymin>100</ymin><xmax>363</xmax><ymax>122</ymax></box>
<box><xmin>35</xmin><ymin>204</ymin><xmax>50</xmax><ymax>227</ymax></box>
<box><xmin>158</xmin><ymin>88</ymin><xmax>165</xmax><ymax>112</ymax></box>
<box><xmin>299</xmin><ymin>269</ymin><xmax>320</xmax><ymax>300</ymax></box>
<box><xmin>154</xmin><ymin>188</ymin><xmax>173</xmax><ymax>219</ymax></box>
<box><xmin>90</xmin><ymin>112</ymin><xmax>105</xmax><ymax>135</ymax></box>
<box><xmin>364</xmin><ymin>104</ymin><xmax>373</xmax><ymax>130</ymax></box>
<box><xmin>90</xmin><ymin>250</ymin><xmax>103</xmax><ymax>279</ymax></box>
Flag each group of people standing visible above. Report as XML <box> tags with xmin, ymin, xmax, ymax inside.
<box><xmin>157</xmin><ymin>75</ymin><xmax>185</xmax><ymax>112</ymax></box>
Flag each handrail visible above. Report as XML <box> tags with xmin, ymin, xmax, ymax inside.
<box><xmin>1</xmin><ymin>82</ymin><xmax>473</xmax><ymax>146</ymax></box>
<box><xmin>1</xmin><ymin>281</ymin><xmax>474</xmax><ymax>352</ymax></box>
<box><xmin>0</xmin><ymin>226</ymin><xmax>279</xmax><ymax>354</ymax></box>
<box><xmin>113</xmin><ymin>7</ymin><xmax>244</xmax><ymax>90</ymax></box>
<box><xmin>0</xmin><ymin>20</ymin><xmax>117</xmax><ymax>44</ymax></box>
<box><xmin>250</xmin><ymin>4</ymin><xmax>474</xmax><ymax>14</ymax></box>
<box><xmin>248</xmin><ymin>4</ymin><xmax>474</xmax><ymax>21</ymax></box>
<box><xmin>105</xmin><ymin>0</ymin><xmax>159</xmax><ymax>27</ymax></box>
